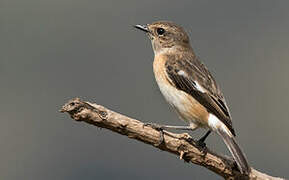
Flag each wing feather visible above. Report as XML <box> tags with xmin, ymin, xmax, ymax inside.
<box><xmin>165</xmin><ymin>54</ymin><xmax>235</xmax><ymax>136</ymax></box>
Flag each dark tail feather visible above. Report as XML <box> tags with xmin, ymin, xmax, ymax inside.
<box><xmin>217</xmin><ymin>129</ymin><xmax>250</xmax><ymax>174</ymax></box>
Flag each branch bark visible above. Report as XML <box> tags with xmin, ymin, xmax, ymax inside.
<box><xmin>60</xmin><ymin>98</ymin><xmax>285</xmax><ymax>180</ymax></box>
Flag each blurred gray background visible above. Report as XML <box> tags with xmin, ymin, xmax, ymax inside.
<box><xmin>1</xmin><ymin>0</ymin><xmax>289</xmax><ymax>179</ymax></box>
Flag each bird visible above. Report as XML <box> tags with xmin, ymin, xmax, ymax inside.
<box><xmin>134</xmin><ymin>21</ymin><xmax>250</xmax><ymax>174</ymax></box>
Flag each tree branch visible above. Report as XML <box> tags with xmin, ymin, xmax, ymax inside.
<box><xmin>60</xmin><ymin>98</ymin><xmax>285</xmax><ymax>180</ymax></box>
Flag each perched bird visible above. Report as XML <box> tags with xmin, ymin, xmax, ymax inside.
<box><xmin>134</xmin><ymin>21</ymin><xmax>250</xmax><ymax>174</ymax></box>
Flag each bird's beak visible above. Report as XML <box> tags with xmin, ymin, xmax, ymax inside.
<box><xmin>134</xmin><ymin>24</ymin><xmax>149</xmax><ymax>33</ymax></box>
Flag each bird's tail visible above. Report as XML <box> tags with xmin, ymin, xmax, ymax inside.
<box><xmin>217</xmin><ymin>128</ymin><xmax>250</xmax><ymax>174</ymax></box>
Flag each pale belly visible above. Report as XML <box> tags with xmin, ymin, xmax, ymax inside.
<box><xmin>153</xmin><ymin>55</ymin><xmax>209</xmax><ymax>128</ymax></box>
<box><xmin>154</xmin><ymin>74</ymin><xmax>208</xmax><ymax>128</ymax></box>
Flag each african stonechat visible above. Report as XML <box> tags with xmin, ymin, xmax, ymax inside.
<box><xmin>134</xmin><ymin>21</ymin><xmax>250</xmax><ymax>174</ymax></box>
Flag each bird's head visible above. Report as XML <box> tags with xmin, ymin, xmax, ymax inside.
<box><xmin>134</xmin><ymin>21</ymin><xmax>191</xmax><ymax>54</ymax></box>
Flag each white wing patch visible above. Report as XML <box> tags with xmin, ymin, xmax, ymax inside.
<box><xmin>177</xmin><ymin>70</ymin><xmax>187</xmax><ymax>76</ymax></box>
<box><xmin>177</xmin><ymin>70</ymin><xmax>206</xmax><ymax>93</ymax></box>
<box><xmin>194</xmin><ymin>81</ymin><xmax>206</xmax><ymax>93</ymax></box>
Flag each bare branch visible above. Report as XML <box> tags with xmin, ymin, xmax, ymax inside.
<box><xmin>60</xmin><ymin>98</ymin><xmax>285</xmax><ymax>180</ymax></box>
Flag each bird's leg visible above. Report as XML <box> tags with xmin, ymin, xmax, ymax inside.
<box><xmin>143</xmin><ymin>123</ymin><xmax>193</xmax><ymax>146</ymax></box>
<box><xmin>196</xmin><ymin>130</ymin><xmax>211</xmax><ymax>149</ymax></box>
<box><xmin>143</xmin><ymin>123</ymin><xmax>193</xmax><ymax>130</ymax></box>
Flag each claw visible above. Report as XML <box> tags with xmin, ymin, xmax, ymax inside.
<box><xmin>178</xmin><ymin>133</ymin><xmax>193</xmax><ymax>142</ymax></box>
<box><xmin>143</xmin><ymin>123</ymin><xmax>165</xmax><ymax>146</ymax></box>
<box><xmin>196</xmin><ymin>140</ymin><xmax>208</xmax><ymax>153</ymax></box>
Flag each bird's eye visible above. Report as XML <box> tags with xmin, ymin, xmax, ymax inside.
<box><xmin>156</xmin><ymin>28</ymin><xmax>165</xmax><ymax>35</ymax></box>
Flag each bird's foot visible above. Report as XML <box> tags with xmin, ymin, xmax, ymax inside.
<box><xmin>196</xmin><ymin>139</ymin><xmax>206</xmax><ymax>149</ymax></box>
<box><xmin>195</xmin><ymin>130</ymin><xmax>211</xmax><ymax>153</ymax></box>
<box><xmin>196</xmin><ymin>139</ymin><xmax>208</xmax><ymax>154</ymax></box>
<box><xmin>178</xmin><ymin>133</ymin><xmax>194</xmax><ymax>142</ymax></box>
<box><xmin>143</xmin><ymin>123</ymin><xmax>165</xmax><ymax>146</ymax></box>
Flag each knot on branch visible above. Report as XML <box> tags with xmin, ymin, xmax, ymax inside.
<box><xmin>60</xmin><ymin>98</ymin><xmax>108</xmax><ymax>121</ymax></box>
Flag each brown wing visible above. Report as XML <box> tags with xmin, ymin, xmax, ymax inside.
<box><xmin>165</xmin><ymin>54</ymin><xmax>235</xmax><ymax>136</ymax></box>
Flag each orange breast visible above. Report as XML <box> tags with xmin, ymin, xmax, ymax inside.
<box><xmin>153</xmin><ymin>54</ymin><xmax>209</xmax><ymax>127</ymax></box>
